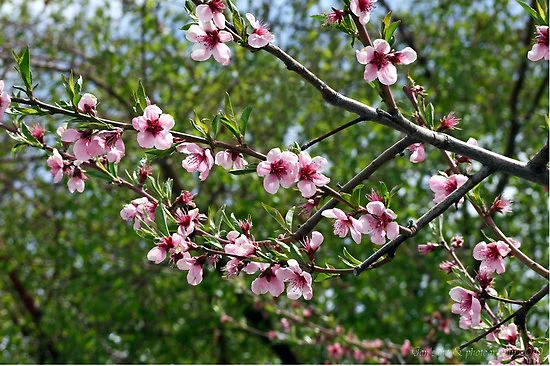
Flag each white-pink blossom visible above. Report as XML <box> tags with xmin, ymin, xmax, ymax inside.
<box><xmin>0</xmin><ymin>80</ymin><xmax>11</xmax><ymax>120</ymax></box>
<box><xmin>77</xmin><ymin>93</ymin><xmax>97</xmax><ymax>115</ymax></box>
<box><xmin>498</xmin><ymin>323</ymin><xmax>518</xmax><ymax>345</ymax></box>
<box><xmin>186</xmin><ymin>21</ymin><xmax>233</xmax><ymax>66</ymax></box>
<box><xmin>61</xmin><ymin>129</ymin><xmax>106</xmax><ymax>162</ymax></box>
<box><xmin>361</xmin><ymin>201</ymin><xmax>399</xmax><ymax>245</ymax></box>
<box><xmin>176</xmin><ymin>255</ymin><xmax>206</xmax><ymax>286</ymax></box>
<box><xmin>408</xmin><ymin>143</ymin><xmax>425</xmax><ymax>163</ymax></box>
<box><xmin>256</xmin><ymin>148</ymin><xmax>299</xmax><ymax>194</ymax></box>
<box><xmin>296</xmin><ymin>151</ymin><xmax>330</xmax><ymax>198</ymax></box>
<box><xmin>175</xmin><ymin>207</ymin><xmax>205</xmax><ymax>237</ymax></box>
<box><xmin>251</xmin><ymin>265</ymin><xmax>285</xmax><ymax>297</ymax></box>
<box><xmin>302</xmin><ymin>231</ymin><xmax>323</xmax><ymax>261</ymax></box>
<box><xmin>196</xmin><ymin>0</ymin><xmax>226</xmax><ymax>29</ymax></box>
<box><xmin>224</xmin><ymin>234</ymin><xmax>256</xmax><ymax>257</ymax></box>
<box><xmin>147</xmin><ymin>233</ymin><xmax>187</xmax><ymax>264</ymax></box>
<box><xmin>46</xmin><ymin>149</ymin><xmax>66</xmax><ymax>183</ymax></box>
<box><xmin>278</xmin><ymin>259</ymin><xmax>313</xmax><ymax>300</ymax></box>
<box><xmin>349</xmin><ymin>0</ymin><xmax>377</xmax><ymax>25</ymax></box>
<box><xmin>100</xmin><ymin>129</ymin><xmax>125</xmax><ymax>163</ymax></box>
<box><xmin>132</xmin><ymin>105</ymin><xmax>174</xmax><ymax>150</ymax></box>
<box><xmin>215</xmin><ymin>149</ymin><xmax>248</xmax><ymax>170</ymax></box>
<box><xmin>449</xmin><ymin>286</ymin><xmax>482</xmax><ymax>329</ymax></box>
<box><xmin>473</xmin><ymin>241</ymin><xmax>511</xmax><ymax>275</ymax></box>
<box><xmin>120</xmin><ymin>197</ymin><xmax>156</xmax><ymax>230</ymax></box>
<box><xmin>246</xmin><ymin>13</ymin><xmax>275</xmax><ymax>48</ymax></box>
<box><xmin>177</xmin><ymin>143</ymin><xmax>214</xmax><ymax>181</ymax></box>
<box><xmin>356</xmin><ymin>39</ymin><xmax>417</xmax><ymax>85</ymax></box>
<box><xmin>67</xmin><ymin>166</ymin><xmax>87</xmax><ymax>193</ymax></box>
<box><xmin>429</xmin><ymin>174</ymin><xmax>468</xmax><ymax>204</ymax></box>
<box><xmin>322</xmin><ymin>208</ymin><xmax>364</xmax><ymax>244</ymax></box>
<box><xmin>528</xmin><ymin>26</ymin><xmax>549</xmax><ymax>61</ymax></box>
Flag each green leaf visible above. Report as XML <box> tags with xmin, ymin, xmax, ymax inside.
<box><xmin>219</xmin><ymin>115</ymin><xmax>240</xmax><ymax>139</ymax></box>
<box><xmin>342</xmin><ymin>247</ymin><xmax>362</xmax><ymax>266</ymax></box>
<box><xmin>85</xmin><ymin>169</ymin><xmax>113</xmax><ymax>181</ymax></box>
<box><xmin>145</xmin><ymin>145</ymin><xmax>176</xmax><ymax>159</ymax></box>
<box><xmin>517</xmin><ymin>1</ymin><xmax>542</xmax><ymax>22</ymax></box>
<box><xmin>384</xmin><ymin>21</ymin><xmax>400</xmax><ymax>42</ymax></box>
<box><xmin>228</xmin><ymin>163</ymin><xmax>258</xmax><ymax>175</ymax></box>
<box><xmin>239</xmin><ymin>106</ymin><xmax>253</xmax><ymax>137</ymax></box>
<box><xmin>314</xmin><ymin>272</ymin><xmax>339</xmax><ymax>282</ymax></box>
<box><xmin>224</xmin><ymin>92</ymin><xmax>235</xmax><ymax>119</ymax></box>
<box><xmin>351</xmin><ymin>184</ymin><xmax>365</xmax><ymax>207</ymax></box>
<box><xmin>133</xmin><ymin>80</ymin><xmax>148</xmax><ymax>114</ymax></box>
<box><xmin>285</xmin><ymin>206</ymin><xmax>295</xmax><ymax>232</ymax></box>
<box><xmin>155</xmin><ymin>203</ymin><xmax>170</xmax><ymax>236</ymax></box>
<box><xmin>261</xmin><ymin>203</ymin><xmax>288</xmax><ymax>230</ymax></box>
<box><xmin>17</xmin><ymin>47</ymin><xmax>32</xmax><ymax>92</ymax></box>
<box><xmin>211</xmin><ymin>113</ymin><xmax>220</xmax><ymax>138</ymax></box>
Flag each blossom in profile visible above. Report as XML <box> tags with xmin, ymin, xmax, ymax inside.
<box><xmin>439</xmin><ymin>260</ymin><xmax>455</xmax><ymax>274</ymax></box>
<box><xmin>246</xmin><ymin>13</ymin><xmax>275</xmax><ymax>48</ymax></box>
<box><xmin>490</xmin><ymin>195</ymin><xmax>513</xmax><ymax>215</ymax></box>
<box><xmin>438</xmin><ymin>112</ymin><xmax>461</xmax><ymax>131</ymax></box>
<box><xmin>186</xmin><ymin>21</ymin><xmax>233</xmax><ymax>65</ymax></box>
<box><xmin>417</xmin><ymin>242</ymin><xmax>440</xmax><ymax>255</ymax></box>
<box><xmin>215</xmin><ymin>149</ymin><xmax>247</xmax><ymax>170</ymax></box>
<box><xmin>46</xmin><ymin>149</ymin><xmax>66</xmax><ymax>183</ymax></box>
<box><xmin>256</xmin><ymin>148</ymin><xmax>298</xmax><ymax>194</ymax></box>
<box><xmin>498</xmin><ymin>323</ymin><xmax>518</xmax><ymax>345</ymax></box>
<box><xmin>429</xmin><ymin>174</ymin><xmax>468</xmax><ymax>204</ymax></box>
<box><xmin>100</xmin><ymin>129</ymin><xmax>125</xmax><ymax>163</ymax></box>
<box><xmin>61</xmin><ymin>129</ymin><xmax>106</xmax><ymax>162</ymax></box>
<box><xmin>321</xmin><ymin>208</ymin><xmax>364</xmax><ymax>244</ymax></box>
<box><xmin>176</xmin><ymin>254</ymin><xmax>206</xmax><ymax>286</ymax></box>
<box><xmin>473</xmin><ymin>241</ymin><xmax>511</xmax><ymax>275</ymax></box>
<box><xmin>147</xmin><ymin>233</ymin><xmax>187</xmax><ymax>264</ymax></box>
<box><xmin>120</xmin><ymin>197</ymin><xmax>156</xmax><ymax>230</ymax></box>
<box><xmin>296</xmin><ymin>151</ymin><xmax>330</xmax><ymax>198</ymax></box>
<box><xmin>324</xmin><ymin>7</ymin><xmax>346</xmax><ymax>25</ymax></box>
<box><xmin>251</xmin><ymin>265</ymin><xmax>285</xmax><ymax>297</ymax></box>
<box><xmin>527</xmin><ymin>26</ymin><xmax>549</xmax><ymax>61</ymax></box>
<box><xmin>278</xmin><ymin>259</ymin><xmax>313</xmax><ymax>300</ymax></box>
<box><xmin>196</xmin><ymin>0</ymin><xmax>226</xmax><ymax>29</ymax></box>
<box><xmin>356</xmin><ymin>39</ymin><xmax>417</xmax><ymax>85</ymax></box>
<box><xmin>132</xmin><ymin>105</ymin><xmax>174</xmax><ymax>150</ymax></box>
<box><xmin>67</xmin><ymin>166</ymin><xmax>87</xmax><ymax>193</ymax></box>
<box><xmin>349</xmin><ymin>0</ymin><xmax>377</xmax><ymax>25</ymax></box>
<box><xmin>77</xmin><ymin>93</ymin><xmax>97</xmax><ymax>116</ymax></box>
<box><xmin>0</xmin><ymin>80</ymin><xmax>11</xmax><ymax>120</ymax></box>
<box><xmin>177</xmin><ymin>143</ymin><xmax>214</xmax><ymax>181</ymax></box>
<box><xmin>302</xmin><ymin>231</ymin><xmax>323</xmax><ymax>261</ymax></box>
<box><xmin>175</xmin><ymin>207</ymin><xmax>205</xmax><ymax>236</ymax></box>
<box><xmin>408</xmin><ymin>143</ymin><xmax>425</xmax><ymax>163</ymax></box>
<box><xmin>361</xmin><ymin>201</ymin><xmax>399</xmax><ymax>245</ymax></box>
<box><xmin>449</xmin><ymin>286</ymin><xmax>482</xmax><ymax>329</ymax></box>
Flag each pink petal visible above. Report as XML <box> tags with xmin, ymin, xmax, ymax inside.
<box><xmin>191</xmin><ymin>43</ymin><xmax>213</xmax><ymax>62</ymax></box>
<box><xmin>298</xmin><ymin>180</ymin><xmax>317</xmax><ymax>198</ymax></box>
<box><xmin>263</xmin><ymin>175</ymin><xmax>280</xmax><ymax>194</ymax></box>
<box><xmin>356</xmin><ymin>47</ymin><xmax>374</xmax><ymax>65</ymax></box>
<box><xmin>213</xmin><ymin>43</ymin><xmax>232</xmax><ymax>66</ymax></box>
<box><xmin>363</xmin><ymin>63</ymin><xmax>379</xmax><ymax>82</ymax></box>
<box><xmin>185</xmin><ymin>24</ymin><xmax>206</xmax><ymax>42</ymax></box>
<box><xmin>60</xmin><ymin>129</ymin><xmax>81</xmax><ymax>143</ymax></box>
<box><xmin>366</xmin><ymin>201</ymin><xmax>385</xmax><ymax>216</ymax></box>
<box><xmin>377</xmin><ymin>63</ymin><xmax>398</xmax><ymax>85</ymax></box>
<box><xmin>137</xmin><ymin>131</ymin><xmax>155</xmax><ymax>148</ymax></box>
<box><xmin>386</xmin><ymin>222</ymin><xmax>399</xmax><ymax>240</ymax></box>
<box><xmin>153</xmin><ymin>131</ymin><xmax>173</xmax><ymax>150</ymax></box>
<box><xmin>195</xmin><ymin>5</ymin><xmax>213</xmax><ymax>23</ymax></box>
<box><xmin>373</xmin><ymin>39</ymin><xmax>390</xmax><ymax>54</ymax></box>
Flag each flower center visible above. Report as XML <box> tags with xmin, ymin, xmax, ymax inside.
<box><xmin>299</xmin><ymin>164</ymin><xmax>316</xmax><ymax>181</ymax></box>
<box><xmin>358</xmin><ymin>0</ymin><xmax>375</xmax><ymax>12</ymax></box>
<box><xmin>201</xmin><ymin>30</ymin><xmax>221</xmax><ymax>49</ymax></box>
<box><xmin>538</xmin><ymin>27</ymin><xmax>549</xmax><ymax>45</ymax></box>
<box><xmin>372</xmin><ymin>51</ymin><xmax>390</xmax><ymax>69</ymax></box>
<box><xmin>146</xmin><ymin>117</ymin><xmax>164</xmax><ymax>136</ymax></box>
<box><xmin>269</xmin><ymin>160</ymin><xmax>288</xmax><ymax>178</ymax></box>
<box><xmin>208</xmin><ymin>0</ymin><xmax>225</xmax><ymax>12</ymax></box>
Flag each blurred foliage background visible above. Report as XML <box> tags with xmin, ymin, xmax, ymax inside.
<box><xmin>0</xmin><ymin>0</ymin><xmax>548</xmax><ymax>363</ymax></box>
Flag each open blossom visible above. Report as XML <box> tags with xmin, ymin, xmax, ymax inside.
<box><xmin>490</xmin><ymin>195</ymin><xmax>513</xmax><ymax>215</ymax></box>
<box><xmin>361</xmin><ymin>201</ymin><xmax>399</xmax><ymax>245</ymax></box>
<box><xmin>67</xmin><ymin>166</ymin><xmax>87</xmax><ymax>193</ymax></box>
<box><xmin>296</xmin><ymin>151</ymin><xmax>330</xmax><ymax>198</ymax></box>
<box><xmin>527</xmin><ymin>26</ymin><xmax>549</xmax><ymax>61</ymax></box>
<box><xmin>349</xmin><ymin>0</ymin><xmax>376</xmax><ymax>25</ymax></box>
<box><xmin>177</xmin><ymin>143</ymin><xmax>214</xmax><ymax>181</ymax></box>
<box><xmin>132</xmin><ymin>105</ymin><xmax>174</xmax><ymax>150</ymax></box>
<box><xmin>196</xmin><ymin>0</ymin><xmax>226</xmax><ymax>29</ymax></box>
<box><xmin>321</xmin><ymin>208</ymin><xmax>364</xmax><ymax>244</ymax></box>
<box><xmin>175</xmin><ymin>207</ymin><xmax>205</xmax><ymax>236</ymax></box>
<box><xmin>147</xmin><ymin>233</ymin><xmax>187</xmax><ymax>264</ymax></box>
<box><xmin>449</xmin><ymin>286</ymin><xmax>482</xmax><ymax>329</ymax></box>
<box><xmin>120</xmin><ymin>197</ymin><xmax>156</xmax><ymax>230</ymax></box>
<box><xmin>0</xmin><ymin>80</ymin><xmax>11</xmax><ymax>120</ymax></box>
<box><xmin>498</xmin><ymin>324</ymin><xmax>518</xmax><ymax>345</ymax></box>
<box><xmin>256</xmin><ymin>148</ymin><xmax>298</xmax><ymax>194</ymax></box>
<box><xmin>77</xmin><ymin>93</ymin><xmax>97</xmax><ymax>115</ymax></box>
<box><xmin>327</xmin><ymin>342</ymin><xmax>345</xmax><ymax>360</ymax></box>
<box><xmin>429</xmin><ymin>174</ymin><xmax>468</xmax><ymax>204</ymax></box>
<box><xmin>408</xmin><ymin>143</ymin><xmax>425</xmax><ymax>163</ymax></box>
<box><xmin>473</xmin><ymin>241</ymin><xmax>511</xmax><ymax>274</ymax></box>
<box><xmin>438</xmin><ymin>112</ymin><xmax>461</xmax><ymax>131</ymax></box>
<box><xmin>302</xmin><ymin>231</ymin><xmax>323</xmax><ymax>261</ymax></box>
<box><xmin>356</xmin><ymin>39</ymin><xmax>417</xmax><ymax>85</ymax></box>
<box><xmin>215</xmin><ymin>149</ymin><xmax>247</xmax><ymax>170</ymax></box>
<box><xmin>46</xmin><ymin>149</ymin><xmax>67</xmax><ymax>183</ymax></box>
<box><xmin>224</xmin><ymin>234</ymin><xmax>256</xmax><ymax>257</ymax></box>
<box><xmin>177</xmin><ymin>254</ymin><xmax>206</xmax><ymax>286</ymax></box>
<box><xmin>251</xmin><ymin>265</ymin><xmax>285</xmax><ymax>297</ymax></box>
<box><xmin>61</xmin><ymin>129</ymin><xmax>105</xmax><ymax>162</ymax></box>
<box><xmin>100</xmin><ymin>129</ymin><xmax>125</xmax><ymax>163</ymax></box>
<box><xmin>246</xmin><ymin>13</ymin><xmax>275</xmax><ymax>48</ymax></box>
<box><xmin>278</xmin><ymin>259</ymin><xmax>313</xmax><ymax>300</ymax></box>
<box><xmin>186</xmin><ymin>21</ymin><xmax>233</xmax><ymax>65</ymax></box>
<box><xmin>324</xmin><ymin>7</ymin><xmax>346</xmax><ymax>25</ymax></box>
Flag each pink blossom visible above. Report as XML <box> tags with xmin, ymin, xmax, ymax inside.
<box><xmin>196</xmin><ymin>0</ymin><xmax>226</xmax><ymax>29</ymax></box>
<box><xmin>327</xmin><ymin>342</ymin><xmax>345</xmax><ymax>360</ymax></box>
<box><xmin>449</xmin><ymin>286</ymin><xmax>482</xmax><ymax>329</ymax></box>
<box><xmin>528</xmin><ymin>26</ymin><xmax>549</xmax><ymax>61</ymax></box>
<box><xmin>451</xmin><ymin>235</ymin><xmax>464</xmax><ymax>248</ymax></box>
<box><xmin>356</xmin><ymin>39</ymin><xmax>417</xmax><ymax>85</ymax></box>
<box><xmin>61</xmin><ymin>129</ymin><xmax>106</xmax><ymax>162</ymax></box>
<box><xmin>147</xmin><ymin>233</ymin><xmax>187</xmax><ymax>264</ymax></box>
<box><xmin>353</xmin><ymin>349</ymin><xmax>365</xmax><ymax>363</ymax></box>
<box><xmin>366</xmin><ymin>188</ymin><xmax>384</xmax><ymax>203</ymax></box>
<box><xmin>490</xmin><ymin>195</ymin><xmax>513</xmax><ymax>215</ymax></box>
<box><xmin>215</xmin><ymin>149</ymin><xmax>248</xmax><ymax>170</ymax></box>
<box><xmin>46</xmin><ymin>149</ymin><xmax>66</xmax><ymax>183</ymax></box>
<box><xmin>408</xmin><ymin>143</ymin><xmax>425</xmax><ymax>163</ymax></box>
<box><xmin>278</xmin><ymin>259</ymin><xmax>313</xmax><ymax>300</ymax></box>
<box><xmin>120</xmin><ymin>197</ymin><xmax>156</xmax><ymax>230</ymax></box>
<box><xmin>251</xmin><ymin>265</ymin><xmax>285</xmax><ymax>297</ymax></box>
<box><xmin>29</xmin><ymin>124</ymin><xmax>44</xmax><ymax>144</ymax></box>
<box><xmin>77</xmin><ymin>93</ymin><xmax>97</xmax><ymax>115</ymax></box>
<box><xmin>224</xmin><ymin>234</ymin><xmax>256</xmax><ymax>257</ymax></box>
<box><xmin>321</xmin><ymin>208</ymin><xmax>364</xmax><ymax>244</ymax></box>
<box><xmin>429</xmin><ymin>174</ymin><xmax>468</xmax><ymax>204</ymax></box>
<box><xmin>417</xmin><ymin>242</ymin><xmax>440</xmax><ymax>255</ymax></box>
<box><xmin>256</xmin><ymin>148</ymin><xmax>299</xmax><ymax>194</ymax></box>
<box><xmin>175</xmin><ymin>208</ymin><xmax>205</xmax><ymax>237</ymax></box>
<box><xmin>132</xmin><ymin>105</ymin><xmax>174</xmax><ymax>150</ymax></box>
<box><xmin>177</xmin><ymin>143</ymin><xmax>214</xmax><ymax>181</ymax></box>
<box><xmin>302</xmin><ymin>231</ymin><xmax>323</xmax><ymax>261</ymax></box>
<box><xmin>296</xmin><ymin>152</ymin><xmax>330</xmax><ymax>197</ymax></box>
<box><xmin>176</xmin><ymin>255</ymin><xmax>206</xmax><ymax>286</ymax></box>
<box><xmin>100</xmin><ymin>129</ymin><xmax>125</xmax><ymax>163</ymax></box>
<box><xmin>280</xmin><ymin>318</ymin><xmax>291</xmax><ymax>332</ymax></box>
<box><xmin>439</xmin><ymin>260</ymin><xmax>456</xmax><ymax>274</ymax></box>
<box><xmin>246</xmin><ymin>13</ymin><xmax>275</xmax><ymax>48</ymax></box>
<box><xmin>361</xmin><ymin>201</ymin><xmax>399</xmax><ymax>245</ymax></box>
<box><xmin>0</xmin><ymin>80</ymin><xmax>11</xmax><ymax>120</ymax></box>
<box><xmin>473</xmin><ymin>241</ymin><xmax>511</xmax><ymax>275</ymax></box>
<box><xmin>67</xmin><ymin>166</ymin><xmax>87</xmax><ymax>193</ymax></box>
<box><xmin>324</xmin><ymin>7</ymin><xmax>346</xmax><ymax>25</ymax></box>
<box><xmin>438</xmin><ymin>112</ymin><xmax>461</xmax><ymax>131</ymax></box>
<box><xmin>186</xmin><ymin>21</ymin><xmax>233</xmax><ymax>65</ymax></box>
<box><xmin>400</xmin><ymin>339</ymin><xmax>411</xmax><ymax>356</ymax></box>
<box><xmin>498</xmin><ymin>323</ymin><xmax>518</xmax><ymax>345</ymax></box>
<box><xmin>349</xmin><ymin>0</ymin><xmax>377</xmax><ymax>25</ymax></box>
